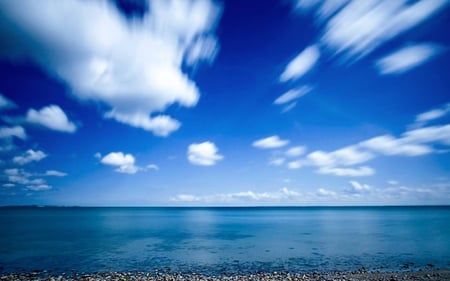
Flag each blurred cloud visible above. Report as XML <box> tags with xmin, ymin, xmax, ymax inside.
<box><xmin>280</xmin><ymin>45</ymin><xmax>319</xmax><ymax>82</ymax></box>
<box><xmin>375</xmin><ymin>43</ymin><xmax>443</xmax><ymax>75</ymax></box>
<box><xmin>0</xmin><ymin>0</ymin><xmax>222</xmax><ymax>136</ymax></box>
<box><xmin>13</xmin><ymin>149</ymin><xmax>47</xmax><ymax>165</ymax></box>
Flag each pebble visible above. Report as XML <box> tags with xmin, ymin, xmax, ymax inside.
<box><xmin>0</xmin><ymin>269</ymin><xmax>449</xmax><ymax>281</ymax></box>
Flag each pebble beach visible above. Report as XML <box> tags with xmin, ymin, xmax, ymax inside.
<box><xmin>2</xmin><ymin>269</ymin><xmax>449</xmax><ymax>281</ymax></box>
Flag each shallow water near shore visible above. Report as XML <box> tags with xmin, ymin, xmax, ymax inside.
<box><xmin>0</xmin><ymin>206</ymin><xmax>449</xmax><ymax>274</ymax></box>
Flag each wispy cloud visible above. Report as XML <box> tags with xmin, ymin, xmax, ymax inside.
<box><xmin>280</xmin><ymin>45</ymin><xmax>320</xmax><ymax>82</ymax></box>
<box><xmin>0</xmin><ymin>126</ymin><xmax>27</xmax><ymax>140</ymax></box>
<box><xmin>273</xmin><ymin>103</ymin><xmax>450</xmax><ymax>176</ymax></box>
<box><xmin>285</xmin><ymin>146</ymin><xmax>307</xmax><ymax>157</ymax></box>
<box><xmin>13</xmin><ymin>149</ymin><xmax>47</xmax><ymax>165</ymax></box>
<box><xmin>171</xmin><ymin>187</ymin><xmax>302</xmax><ymax>203</ymax></box>
<box><xmin>0</xmin><ymin>0</ymin><xmax>222</xmax><ymax>137</ymax></box>
<box><xmin>274</xmin><ymin>86</ymin><xmax>312</xmax><ymax>105</ymax></box>
<box><xmin>100</xmin><ymin>152</ymin><xmax>140</xmax><ymax>174</ymax></box>
<box><xmin>318</xmin><ymin>0</ymin><xmax>448</xmax><ymax>60</ymax></box>
<box><xmin>347</xmin><ymin>180</ymin><xmax>371</xmax><ymax>193</ymax></box>
<box><xmin>0</xmin><ymin>93</ymin><xmax>16</xmax><ymax>110</ymax></box>
<box><xmin>252</xmin><ymin>135</ymin><xmax>290</xmax><ymax>149</ymax></box>
<box><xmin>45</xmin><ymin>170</ymin><xmax>67</xmax><ymax>177</ymax></box>
<box><xmin>414</xmin><ymin>103</ymin><xmax>450</xmax><ymax>127</ymax></box>
<box><xmin>375</xmin><ymin>43</ymin><xmax>443</xmax><ymax>75</ymax></box>
<box><xmin>26</xmin><ymin>105</ymin><xmax>77</xmax><ymax>133</ymax></box>
<box><xmin>317</xmin><ymin>166</ymin><xmax>375</xmax><ymax>177</ymax></box>
<box><xmin>360</xmin><ymin>135</ymin><xmax>433</xmax><ymax>156</ymax></box>
<box><xmin>3</xmin><ymin>168</ymin><xmax>52</xmax><ymax>191</ymax></box>
<box><xmin>187</xmin><ymin>141</ymin><xmax>223</xmax><ymax>166</ymax></box>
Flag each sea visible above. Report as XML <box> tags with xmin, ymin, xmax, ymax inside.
<box><xmin>0</xmin><ymin>206</ymin><xmax>449</xmax><ymax>275</ymax></box>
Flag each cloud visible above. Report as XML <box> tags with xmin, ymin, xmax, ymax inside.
<box><xmin>317</xmin><ymin>0</ymin><xmax>449</xmax><ymax>61</ymax></box>
<box><xmin>414</xmin><ymin>103</ymin><xmax>450</xmax><ymax>127</ymax></box>
<box><xmin>317</xmin><ymin>166</ymin><xmax>375</xmax><ymax>177</ymax></box>
<box><xmin>45</xmin><ymin>170</ymin><xmax>67</xmax><ymax>177</ymax></box>
<box><xmin>375</xmin><ymin>43</ymin><xmax>443</xmax><ymax>75</ymax></box>
<box><xmin>287</xmin><ymin>160</ymin><xmax>305</xmax><ymax>169</ymax></box>
<box><xmin>252</xmin><ymin>135</ymin><xmax>290</xmax><ymax>149</ymax></box>
<box><xmin>13</xmin><ymin>149</ymin><xmax>47</xmax><ymax>165</ymax></box>
<box><xmin>360</xmin><ymin>135</ymin><xmax>433</xmax><ymax>156</ymax></box>
<box><xmin>27</xmin><ymin>184</ymin><xmax>51</xmax><ymax>191</ymax></box>
<box><xmin>3</xmin><ymin>168</ymin><xmax>52</xmax><ymax>191</ymax></box>
<box><xmin>347</xmin><ymin>180</ymin><xmax>371</xmax><ymax>192</ymax></box>
<box><xmin>307</xmin><ymin>146</ymin><xmax>374</xmax><ymax>167</ymax></box>
<box><xmin>316</xmin><ymin>188</ymin><xmax>337</xmax><ymax>197</ymax></box>
<box><xmin>146</xmin><ymin>164</ymin><xmax>159</xmax><ymax>171</ymax></box>
<box><xmin>26</xmin><ymin>105</ymin><xmax>77</xmax><ymax>133</ymax></box>
<box><xmin>171</xmin><ymin>187</ymin><xmax>302</xmax><ymax>203</ymax></box>
<box><xmin>0</xmin><ymin>0</ymin><xmax>221</xmax><ymax>137</ymax></box>
<box><xmin>388</xmin><ymin>180</ymin><xmax>399</xmax><ymax>185</ymax></box>
<box><xmin>274</xmin><ymin>86</ymin><xmax>312</xmax><ymax>105</ymax></box>
<box><xmin>280</xmin><ymin>45</ymin><xmax>320</xmax><ymax>82</ymax></box>
<box><xmin>0</xmin><ymin>126</ymin><xmax>27</xmax><ymax>140</ymax></box>
<box><xmin>100</xmin><ymin>152</ymin><xmax>140</xmax><ymax>174</ymax></box>
<box><xmin>0</xmin><ymin>94</ymin><xmax>16</xmax><ymax>110</ymax></box>
<box><xmin>269</xmin><ymin>158</ymin><xmax>285</xmax><ymax>166</ymax></box>
<box><xmin>285</xmin><ymin>146</ymin><xmax>307</xmax><ymax>157</ymax></box>
<box><xmin>187</xmin><ymin>141</ymin><xmax>223</xmax><ymax>166</ymax></box>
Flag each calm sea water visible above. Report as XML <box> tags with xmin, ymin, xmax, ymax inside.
<box><xmin>0</xmin><ymin>206</ymin><xmax>449</xmax><ymax>274</ymax></box>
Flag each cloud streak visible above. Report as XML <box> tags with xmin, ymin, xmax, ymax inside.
<box><xmin>375</xmin><ymin>43</ymin><xmax>443</xmax><ymax>75</ymax></box>
<box><xmin>280</xmin><ymin>45</ymin><xmax>319</xmax><ymax>82</ymax></box>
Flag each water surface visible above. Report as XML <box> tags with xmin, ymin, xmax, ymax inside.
<box><xmin>0</xmin><ymin>206</ymin><xmax>449</xmax><ymax>274</ymax></box>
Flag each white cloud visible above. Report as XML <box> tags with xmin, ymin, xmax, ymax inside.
<box><xmin>317</xmin><ymin>166</ymin><xmax>375</xmax><ymax>177</ymax></box>
<box><xmin>285</xmin><ymin>146</ymin><xmax>307</xmax><ymax>157</ymax></box>
<box><xmin>415</xmin><ymin>103</ymin><xmax>450</xmax><ymax>125</ymax></box>
<box><xmin>0</xmin><ymin>126</ymin><xmax>27</xmax><ymax>140</ymax></box>
<box><xmin>274</xmin><ymin>86</ymin><xmax>312</xmax><ymax>105</ymax></box>
<box><xmin>26</xmin><ymin>105</ymin><xmax>77</xmax><ymax>133</ymax></box>
<box><xmin>347</xmin><ymin>180</ymin><xmax>371</xmax><ymax>192</ymax></box>
<box><xmin>0</xmin><ymin>0</ymin><xmax>221</xmax><ymax>137</ymax></box>
<box><xmin>287</xmin><ymin>160</ymin><xmax>305</xmax><ymax>170</ymax></box>
<box><xmin>27</xmin><ymin>184</ymin><xmax>51</xmax><ymax>191</ymax></box>
<box><xmin>187</xmin><ymin>141</ymin><xmax>223</xmax><ymax>166</ymax></box>
<box><xmin>45</xmin><ymin>170</ymin><xmax>67</xmax><ymax>177</ymax></box>
<box><xmin>375</xmin><ymin>43</ymin><xmax>442</xmax><ymax>75</ymax></box>
<box><xmin>146</xmin><ymin>164</ymin><xmax>159</xmax><ymax>171</ymax></box>
<box><xmin>307</xmin><ymin>146</ymin><xmax>374</xmax><ymax>167</ymax></box>
<box><xmin>13</xmin><ymin>149</ymin><xmax>47</xmax><ymax>165</ymax></box>
<box><xmin>388</xmin><ymin>180</ymin><xmax>399</xmax><ymax>185</ymax></box>
<box><xmin>360</xmin><ymin>135</ymin><xmax>433</xmax><ymax>156</ymax></box>
<box><xmin>252</xmin><ymin>135</ymin><xmax>290</xmax><ymax>149</ymax></box>
<box><xmin>171</xmin><ymin>187</ymin><xmax>302</xmax><ymax>203</ymax></box>
<box><xmin>3</xmin><ymin>183</ymin><xmax>15</xmax><ymax>188</ymax></box>
<box><xmin>269</xmin><ymin>158</ymin><xmax>285</xmax><ymax>166</ymax></box>
<box><xmin>0</xmin><ymin>94</ymin><xmax>16</xmax><ymax>110</ymax></box>
<box><xmin>317</xmin><ymin>0</ymin><xmax>449</xmax><ymax>60</ymax></box>
<box><xmin>316</xmin><ymin>188</ymin><xmax>337</xmax><ymax>197</ymax></box>
<box><xmin>3</xmin><ymin>168</ymin><xmax>52</xmax><ymax>190</ymax></box>
<box><xmin>280</xmin><ymin>45</ymin><xmax>320</xmax><ymax>82</ymax></box>
<box><xmin>100</xmin><ymin>152</ymin><xmax>140</xmax><ymax>174</ymax></box>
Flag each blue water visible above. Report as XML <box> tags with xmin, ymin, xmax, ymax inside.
<box><xmin>0</xmin><ymin>206</ymin><xmax>449</xmax><ymax>274</ymax></box>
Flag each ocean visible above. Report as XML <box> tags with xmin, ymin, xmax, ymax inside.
<box><xmin>0</xmin><ymin>206</ymin><xmax>449</xmax><ymax>274</ymax></box>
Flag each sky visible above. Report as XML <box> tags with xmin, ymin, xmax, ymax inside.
<box><xmin>0</xmin><ymin>0</ymin><xmax>449</xmax><ymax>206</ymax></box>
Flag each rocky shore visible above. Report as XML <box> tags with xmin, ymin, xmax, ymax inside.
<box><xmin>1</xmin><ymin>269</ymin><xmax>449</xmax><ymax>281</ymax></box>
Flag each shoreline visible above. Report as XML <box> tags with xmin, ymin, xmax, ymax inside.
<box><xmin>1</xmin><ymin>269</ymin><xmax>449</xmax><ymax>281</ymax></box>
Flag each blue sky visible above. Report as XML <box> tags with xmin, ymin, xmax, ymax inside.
<box><xmin>0</xmin><ymin>0</ymin><xmax>449</xmax><ymax>206</ymax></box>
